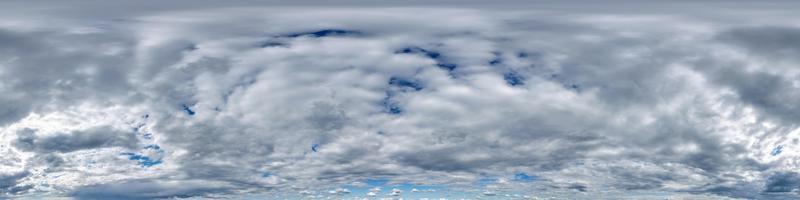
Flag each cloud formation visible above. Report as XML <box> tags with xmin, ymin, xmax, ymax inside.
<box><xmin>1</xmin><ymin>1</ymin><xmax>799</xmax><ymax>199</ymax></box>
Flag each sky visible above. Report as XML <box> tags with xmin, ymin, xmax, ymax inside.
<box><xmin>1</xmin><ymin>0</ymin><xmax>800</xmax><ymax>199</ymax></box>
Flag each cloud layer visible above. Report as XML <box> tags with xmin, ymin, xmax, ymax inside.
<box><xmin>1</xmin><ymin>2</ymin><xmax>800</xmax><ymax>199</ymax></box>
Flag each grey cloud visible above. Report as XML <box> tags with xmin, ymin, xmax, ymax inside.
<box><xmin>0</xmin><ymin>96</ymin><xmax>32</xmax><ymax>127</ymax></box>
<box><xmin>717</xmin><ymin>26</ymin><xmax>800</xmax><ymax>61</ymax></box>
<box><xmin>764</xmin><ymin>172</ymin><xmax>800</xmax><ymax>193</ymax></box>
<box><xmin>0</xmin><ymin>27</ymin><xmax>136</xmax><ymax>127</ymax></box>
<box><xmin>703</xmin><ymin>27</ymin><xmax>800</xmax><ymax>124</ymax></box>
<box><xmin>0</xmin><ymin>171</ymin><xmax>30</xmax><ymax>195</ymax></box>
<box><xmin>28</xmin><ymin>153</ymin><xmax>66</xmax><ymax>171</ymax></box>
<box><xmin>692</xmin><ymin>59</ymin><xmax>800</xmax><ymax>124</ymax></box>
<box><xmin>306</xmin><ymin>101</ymin><xmax>349</xmax><ymax>131</ymax></box>
<box><xmin>13</xmin><ymin>126</ymin><xmax>139</xmax><ymax>153</ymax></box>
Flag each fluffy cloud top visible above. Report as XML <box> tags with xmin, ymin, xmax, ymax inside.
<box><xmin>1</xmin><ymin>1</ymin><xmax>800</xmax><ymax>199</ymax></box>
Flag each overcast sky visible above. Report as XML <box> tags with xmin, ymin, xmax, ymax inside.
<box><xmin>2</xmin><ymin>1</ymin><xmax>800</xmax><ymax>199</ymax></box>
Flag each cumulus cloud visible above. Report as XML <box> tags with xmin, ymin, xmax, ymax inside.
<box><xmin>0</xmin><ymin>1</ymin><xmax>799</xmax><ymax>199</ymax></box>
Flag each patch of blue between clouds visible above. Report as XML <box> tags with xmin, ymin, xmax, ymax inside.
<box><xmin>383</xmin><ymin>94</ymin><xmax>403</xmax><ymax>114</ymax></box>
<box><xmin>383</xmin><ymin>77</ymin><xmax>424</xmax><ymax>115</ymax></box>
<box><xmin>395</xmin><ymin>46</ymin><xmax>458</xmax><ymax>71</ymax></box>
<box><xmin>366</xmin><ymin>179</ymin><xmax>389</xmax><ymax>186</ymax></box>
<box><xmin>437</xmin><ymin>62</ymin><xmax>457</xmax><ymax>71</ymax></box>
<box><xmin>489</xmin><ymin>52</ymin><xmax>502</xmax><ymax>65</ymax></box>
<box><xmin>396</xmin><ymin>47</ymin><xmax>440</xmax><ymax>59</ymax></box>
<box><xmin>143</xmin><ymin>144</ymin><xmax>162</xmax><ymax>151</ymax></box>
<box><xmin>388</xmin><ymin>77</ymin><xmax>423</xmax><ymax>91</ymax></box>
<box><xmin>503</xmin><ymin>71</ymin><xmax>525</xmax><ymax>86</ymax></box>
<box><xmin>120</xmin><ymin>152</ymin><xmax>162</xmax><ymax>167</ymax></box>
<box><xmin>261</xmin><ymin>172</ymin><xmax>272</xmax><ymax>178</ymax></box>
<box><xmin>281</xmin><ymin>29</ymin><xmax>363</xmax><ymax>38</ymax></box>
<box><xmin>514</xmin><ymin>172</ymin><xmax>537</xmax><ymax>182</ymax></box>
<box><xmin>181</xmin><ymin>104</ymin><xmax>195</xmax><ymax>116</ymax></box>
<box><xmin>772</xmin><ymin>145</ymin><xmax>784</xmax><ymax>156</ymax></box>
<box><xmin>311</xmin><ymin>143</ymin><xmax>319</xmax><ymax>152</ymax></box>
<box><xmin>477</xmin><ymin>178</ymin><xmax>497</xmax><ymax>186</ymax></box>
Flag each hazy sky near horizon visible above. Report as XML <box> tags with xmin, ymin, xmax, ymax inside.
<box><xmin>2</xmin><ymin>1</ymin><xmax>800</xmax><ymax>199</ymax></box>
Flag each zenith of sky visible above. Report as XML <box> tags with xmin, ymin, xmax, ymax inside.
<box><xmin>1</xmin><ymin>0</ymin><xmax>800</xmax><ymax>199</ymax></box>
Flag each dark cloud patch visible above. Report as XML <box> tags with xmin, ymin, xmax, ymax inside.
<box><xmin>306</xmin><ymin>102</ymin><xmax>349</xmax><ymax>131</ymax></box>
<box><xmin>5</xmin><ymin>184</ymin><xmax>32</xmax><ymax>196</ymax></box>
<box><xmin>28</xmin><ymin>153</ymin><xmax>66</xmax><ymax>171</ymax></box>
<box><xmin>12</xmin><ymin>126</ymin><xmax>139</xmax><ymax>153</ymax></box>
<box><xmin>693</xmin><ymin>60</ymin><xmax>800</xmax><ymax>124</ymax></box>
<box><xmin>0</xmin><ymin>171</ymin><xmax>29</xmax><ymax>195</ymax></box>
<box><xmin>720</xmin><ymin>70</ymin><xmax>800</xmax><ymax>123</ymax></box>
<box><xmin>549</xmin><ymin>45</ymin><xmax>678</xmax><ymax>108</ymax></box>
<box><xmin>0</xmin><ymin>97</ymin><xmax>34</xmax><ymax>127</ymax></box>
<box><xmin>764</xmin><ymin>172</ymin><xmax>800</xmax><ymax>193</ymax></box>
<box><xmin>71</xmin><ymin>179</ymin><xmax>231</xmax><ymax>200</ymax></box>
<box><xmin>566</xmin><ymin>184</ymin><xmax>588</xmax><ymax>192</ymax></box>
<box><xmin>630</xmin><ymin>116</ymin><xmax>768</xmax><ymax>173</ymax></box>
<box><xmin>716</xmin><ymin>26</ymin><xmax>800</xmax><ymax>61</ymax></box>
<box><xmin>701</xmin><ymin>184</ymin><xmax>763</xmax><ymax>200</ymax></box>
<box><xmin>259</xmin><ymin>41</ymin><xmax>288</xmax><ymax>48</ymax></box>
<box><xmin>0</xmin><ymin>28</ymin><xmax>136</xmax><ymax>127</ymax></box>
<box><xmin>391</xmin><ymin>146</ymin><xmax>508</xmax><ymax>172</ymax></box>
<box><xmin>704</xmin><ymin>27</ymin><xmax>800</xmax><ymax>124</ymax></box>
<box><xmin>184</xmin><ymin>43</ymin><xmax>199</xmax><ymax>52</ymax></box>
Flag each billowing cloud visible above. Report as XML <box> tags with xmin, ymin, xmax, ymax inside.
<box><xmin>0</xmin><ymin>1</ymin><xmax>799</xmax><ymax>199</ymax></box>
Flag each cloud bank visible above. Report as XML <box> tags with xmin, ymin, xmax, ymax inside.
<box><xmin>1</xmin><ymin>1</ymin><xmax>800</xmax><ymax>199</ymax></box>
